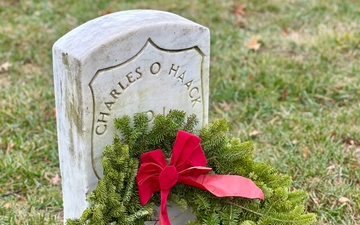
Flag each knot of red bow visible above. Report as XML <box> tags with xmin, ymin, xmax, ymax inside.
<box><xmin>136</xmin><ymin>130</ymin><xmax>264</xmax><ymax>225</ymax></box>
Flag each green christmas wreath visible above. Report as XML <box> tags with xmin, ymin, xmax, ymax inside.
<box><xmin>67</xmin><ymin>110</ymin><xmax>316</xmax><ymax>225</ymax></box>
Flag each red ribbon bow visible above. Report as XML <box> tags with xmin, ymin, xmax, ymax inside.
<box><xmin>136</xmin><ymin>130</ymin><xmax>264</xmax><ymax>225</ymax></box>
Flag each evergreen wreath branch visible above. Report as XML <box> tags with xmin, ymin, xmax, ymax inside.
<box><xmin>228</xmin><ymin>201</ymin><xmax>316</xmax><ymax>224</ymax></box>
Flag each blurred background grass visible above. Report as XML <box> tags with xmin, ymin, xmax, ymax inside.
<box><xmin>0</xmin><ymin>0</ymin><xmax>359</xmax><ymax>224</ymax></box>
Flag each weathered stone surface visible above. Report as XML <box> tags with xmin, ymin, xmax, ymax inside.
<box><xmin>53</xmin><ymin>10</ymin><xmax>209</xmax><ymax>223</ymax></box>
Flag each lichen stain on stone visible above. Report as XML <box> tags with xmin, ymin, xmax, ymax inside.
<box><xmin>65</xmin><ymin>87</ymin><xmax>76</xmax><ymax>158</ymax></box>
<box><xmin>68</xmin><ymin>121</ymin><xmax>75</xmax><ymax>159</ymax></box>
<box><xmin>66</xmin><ymin>89</ymin><xmax>81</xmax><ymax>134</ymax></box>
<box><xmin>62</xmin><ymin>53</ymin><xmax>84</xmax><ymax>158</ymax></box>
<box><xmin>62</xmin><ymin>52</ymin><xmax>69</xmax><ymax>71</ymax></box>
<box><xmin>73</xmin><ymin>60</ymin><xmax>83</xmax><ymax>136</ymax></box>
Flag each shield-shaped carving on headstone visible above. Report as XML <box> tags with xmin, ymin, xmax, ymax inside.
<box><xmin>90</xmin><ymin>39</ymin><xmax>206</xmax><ymax>178</ymax></box>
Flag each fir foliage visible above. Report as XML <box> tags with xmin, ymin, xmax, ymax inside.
<box><xmin>67</xmin><ymin>110</ymin><xmax>316</xmax><ymax>224</ymax></box>
<box><xmin>66</xmin><ymin>138</ymin><xmax>153</xmax><ymax>225</ymax></box>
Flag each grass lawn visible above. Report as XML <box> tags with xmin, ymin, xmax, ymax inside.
<box><xmin>0</xmin><ymin>0</ymin><xmax>359</xmax><ymax>224</ymax></box>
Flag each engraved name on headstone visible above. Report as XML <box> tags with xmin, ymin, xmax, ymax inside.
<box><xmin>53</xmin><ymin>10</ymin><xmax>209</xmax><ymax>223</ymax></box>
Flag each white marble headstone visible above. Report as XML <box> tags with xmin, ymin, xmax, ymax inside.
<box><xmin>53</xmin><ymin>10</ymin><xmax>209</xmax><ymax>224</ymax></box>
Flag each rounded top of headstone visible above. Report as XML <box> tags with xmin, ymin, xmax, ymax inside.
<box><xmin>53</xmin><ymin>10</ymin><xmax>209</xmax><ymax>61</ymax></box>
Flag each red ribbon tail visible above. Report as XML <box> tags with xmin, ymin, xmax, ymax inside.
<box><xmin>182</xmin><ymin>174</ymin><xmax>264</xmax><ymax>200</ymax></box>
<box><xmin>159</xmin><ymin>190</ymin><xmax>171</xmax><ymax>225</ymax></box>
